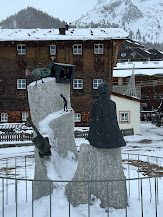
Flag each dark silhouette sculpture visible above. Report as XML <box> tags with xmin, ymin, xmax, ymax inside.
<box><xmin>88</xmin><ymin>82</ymin><xmax>126</xmax><ymax>149</ymax></box>
<box><xmin>27</xmin><ymin>118</ymin><xmax>51</xmax><ymax>158</ymax></box>
<box><xmin>25</xmin><ymin>67</ymin><xmax>33</xmax><ymax>85</ymax></box>
<box><xmin>26</xmin><ymin>63</ymin><xmax>76</xmax><ymax>86</ymax></box>
<box><xmin>60</xmin><ymin>94</ymin><xmax>68</xmax><ymax>111</ymax></box>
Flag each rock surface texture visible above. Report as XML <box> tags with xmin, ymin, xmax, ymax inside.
<box><xmin>66</xmin><ymin>143</ymin><xmax>127</xmax><ymax>209</ymax></box>
<box><xmin>28</xmin><ymin>78</ymin><xmax>78</xmax><ymax>200</ymax></box>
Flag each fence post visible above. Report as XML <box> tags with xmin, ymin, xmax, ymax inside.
<box><xmin>138</xmin><ymin>154</ymin><xmax>140</xmax><ymax>200</ymax></box>
<box><xmin>32</xmin><ymin>180</ymin><xmax>34</xmax><ymax>217</ymax></box>
<box><xmin>69</xmin><ymin>182</ymin><xmax>71</xmax><ymax>217</ymax></box>
<box><xmin>128</xmin><ymin>154</ymin><xmax>130</xmax><ymax>196</ymax></box>
<box><xmin>155</xmin><ymin>177</ymin><xmax>158</xmax><ymax>217</ymax></box>
<box><xmin>6</xmin><ymin>158</ymin><xmax>8</xmax><ymax>205</ymax></box>
<box><xmin>141</xmin><ymin>179</ymin><xmax>143</xmax><ymax>217</ymax></box>
<box><xmin>147</xmin><ymin>156</ymin><xmax>152</xmax><ymax>202</ymax></box>
<box><xmin>15</xmin><ymin>179</ymin><xmax>18</xmax><ymax>217</ymax></box>
<box><xmin>106</xmin><ymin>181</ymin><xmax>109</xmax><ymax>217</ymax></box>
<box><xmin>88</xmin><ymin>181</ymin><xmax>90</xmax><ymax>217</ymax></box>
<box><xmin>2</xmin><ymin>178</ymin><xmax>4</xmax><ymax>217</ymax></box>
<box><xmin>25</xmin><ymin>156</ymin><xmax>28</xmax><ymax>202</ymax></box>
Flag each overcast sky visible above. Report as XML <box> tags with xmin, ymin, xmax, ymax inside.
<box><xmin>0</xmin><ymin>0</ymin><xmax>98</xmax><ymax>23</ymax></box>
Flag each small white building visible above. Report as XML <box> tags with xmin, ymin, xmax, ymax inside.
<box><xmin>111</xmin><ymin>92</ymin><xmax>140</xmax><ymax>135</ymax></box>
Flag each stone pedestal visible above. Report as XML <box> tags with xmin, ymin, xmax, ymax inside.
<box><xmin>66</xmin><ymin>143</ymin><xmax>127</xmax><ymax>209</ymax></box>
<box><xmin>27</xmin><ymin>78</ymin><xmax>78</xmax><ymax>200</ymax></box>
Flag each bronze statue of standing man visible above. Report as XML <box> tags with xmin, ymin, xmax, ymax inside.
<box><xmin>60</xmin><ymin>94</ymin><xmax>68</xmax><ymax>111</ymax></box>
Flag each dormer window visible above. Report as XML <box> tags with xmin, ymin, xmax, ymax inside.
<box><xmin>121</xmin><ymin>53</ymin><xmax>126</xmax><ymax>57</ymax></box>
<box><xmin>17</xmin><ymin>44</ymin><xmax>26</xmax><ymax>55</ymax></box>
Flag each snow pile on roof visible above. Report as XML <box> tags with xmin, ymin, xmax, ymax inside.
<box><xmin>114</xmin><ymin>61</ymin><xmax>163</xmax><ymax>77</ymax></box>
<box><xmin>116</xmin><ymin>61</ymin><xmax>163</xmax><ymax>69</ymax></box>
<box><xmin>0</xmin><ymin>28</ymin><xmax>129</xmax><ymax>41</ymax></box>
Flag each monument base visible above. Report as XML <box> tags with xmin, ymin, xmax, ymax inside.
<box><xmin>65</xmin><ymin>143</ymin><xmax>127</xmax><ymax>209</ymax></box>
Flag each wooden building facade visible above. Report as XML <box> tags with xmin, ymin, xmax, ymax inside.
<box><xmin>0</xmin><ymin>28</ymin><xmax>128</xmax><ymax>125</ymax></box>
<box><xmin>113</xmin><ymin>61</ymin><xmax>163</xmax><ymax>111</ymax></box>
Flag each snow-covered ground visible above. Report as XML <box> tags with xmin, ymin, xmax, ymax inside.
<box><xmin>0</xmin><ymin>122</ymin><xmax>163</xmax><ymax>217</ymax></box>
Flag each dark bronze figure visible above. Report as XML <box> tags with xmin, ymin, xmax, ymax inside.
<box><xmin>32</xmin><ymin>67</ymin><xmax>51</xmax><ymax>85</ymax></box>
<box><xmin>27</xmin><ymin>118</ymin><xmax>51</xmax><ymax>158</ymax></box>
<box><xmin>60</xmin><ymin>94</ymin><xmax>68</xmax><ymax>111</ymax></box>
<box><xmin>26</xmin><ymin>62</ymin><xmax>76</xmax><ymax>85</ymax></box>
<box><xmin>88</xmin><ymin>82</ymin><xmax>126</xmax><ymax>149</ymax></box>
<box><xmin>25</xmin><ymin>67</ymin><xmax>33</xmax><ymax>85</ymax></box>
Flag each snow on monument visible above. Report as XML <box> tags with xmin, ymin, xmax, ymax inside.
<box><xmin>27</xmin><ymin>64</ymin><xmax>78</xmax><ymax>200</ymax></box>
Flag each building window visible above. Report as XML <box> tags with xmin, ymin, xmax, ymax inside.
<box><xmin>1</xmin><ymin>113</ymin><xmax>8</xmax><ymax>122</ymax></box>
<box><xmin>119</xmin><ymin>111</ymin><xmax>130</xmax><ymax>123</ymax></box>
<box><xmin>153</xmin><ymin>80</ymin><xmax>158</xmax><ymax>86</ymax></box>
<box><xmin>73</xmin><ymin>44</ymin><xmax>82</xmax><ymax>54</ymax></box>
<box><xmin>121</xmin><ymin>53</ymin><xmax>126</xmax><ymax>57</ymax></box>
<box><xmin>94</xmin><ymin>44</ymin><xmax>104</xmax><ymax>54</ymax></box>
<box><xmin>144</xmin><ymin>80</ymin><xmax>149</xmax><ymax>86</ymax></box>
<box><xmin>50</xmin><ymin>45</ymin><xmax>56</xmax><ymax>55</ymax></box>
<box><xmin>75</xmin><ymin>113</ymin><xmax>81</xmax><ymax>122</ymax></box>
<box><xmin>126</xmin><ymin>77</ymin><xmax>130</xmax><ymax>84</ymax></box>
<box><xmin>131</xmin><ymin>52</ymin><xmax>136</xmax><ymax>58</ymax></box>
<box><xmin>93</xmin><ymin>79</ymin><xmax>103</xmax><ymax>89</ymax></box>
<box><xmin>17</xmin><ymin>79</ymin><xmax>26</xmax><ymax>89</ymax></box>
<box><xmin>118</xmin><ymin>77</ymin><xmax>123</xmax><ymax>85</ymax></box>
<box><xmin>73</xmin><ymin>79</ymin><xmax>83</xmax><ymax>89</ymax></box>
<box><xmin>17</xmin><ymin>44</ymin><xmax>26</xmax><ymax>55</ymax></box>
<box><xmin>158</xmin><ymin>94</ymin><xmax>163</xmax><ymax>100</ymax></box>
<box><xmin>153</xmin><ymin>93</ymin><xmax>157</xmax><ymax>100</ymax></box>
<box><xmin>22</xmin><ymin>112</ymin><xmax>29</xmax><ymax>121</ymax></box>
<box><xmin>141</xmin><ymin>94</ymin><xmax>149</xmax><ymax>99</ymax></box>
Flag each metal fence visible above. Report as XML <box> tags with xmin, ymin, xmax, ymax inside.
<box><xmin>0</xmin><ymin>153</ymin><xmax>163</xmax><ymax>217</ymax></box>
<box><xmin>74</xmin><ymin>129</ymin><xmax>134</xmax><ymax>139</ymax></box>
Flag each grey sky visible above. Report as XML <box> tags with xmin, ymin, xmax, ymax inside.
<box><xmin>0</xmin><ymin>0</ymin><xmax>98</xmax><ymax>23</ymax></box>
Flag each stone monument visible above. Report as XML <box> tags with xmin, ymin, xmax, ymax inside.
<box><xmin>28</xmin><ymin>76</ymin><xmax>78</xmax><ymax>200</ymax></box>
<box><xmin>65</xmin><ymin>82</ymin><xmax>127</xmax><ymax>209</ymax></box>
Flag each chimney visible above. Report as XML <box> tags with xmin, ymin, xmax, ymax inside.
<box><xmin>59</xmin><ymin>28</ymin><xmax>66</xmax><ymax>35</ymax></box>
<box><xmin>65</xmin><ymin>24</ymin><xmax>69</xmax><ymax>30</ymax></box>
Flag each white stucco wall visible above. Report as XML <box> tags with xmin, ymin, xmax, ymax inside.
<box><xmin>111</xmin><ymin>95</ymin><xmax>140</xmax><ymax>135</ymax></box>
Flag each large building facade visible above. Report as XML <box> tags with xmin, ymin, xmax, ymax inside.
<box><xmin>0</xmin><ymin>28</ymin><xmax>128</xmax><ymax>125</ymax></box>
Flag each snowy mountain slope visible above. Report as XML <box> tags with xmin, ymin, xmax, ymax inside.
<box><xmin>74</xmin><ymin>0</ymin><xmax>163</xmax><ymax>44</ymax></box>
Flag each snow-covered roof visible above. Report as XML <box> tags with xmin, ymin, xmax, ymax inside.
<box><xmin>113</xmin><ymin>61</ymin><xmax>163</xmax><ymax>77</ymax></box>
<box><xmin>111</xmin><ymin>92</ymin><xmax>140</xmax><ymax>102</ymax></box>
<box><xmin>0</xmin><ymin>28</ymin><xmax>129</xmax><ymax>41</ymax></box>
